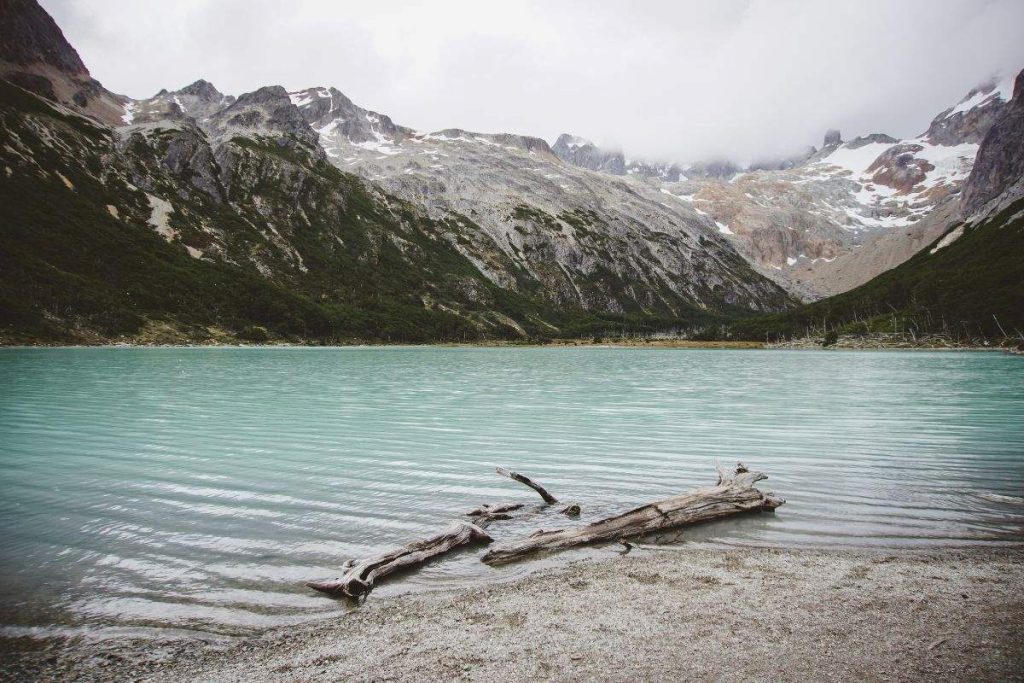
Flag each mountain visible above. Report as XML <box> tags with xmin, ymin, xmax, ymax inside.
<box><xmin>551</xmin><ymin>134</ymin><xmax>626</xmax><ymax>175</ymax></box>
<box><xmin>551</xmin><ymin>80</ymin><xmax>1014</xmax><ymax>301</ymax></box>
<box><xmin>726</xmin><ymin>70</ymin><xmax>1024</xmax><ymax>345</ymax></box>
<box><xmin>0</xmin><ymin>0</ymin><xmax>792</xmax><ymax>344</ymax></box>
<box><xmin>288</xmin><ymin>90</ymin><xmax>788</xmax><ymax>318</ymax></box>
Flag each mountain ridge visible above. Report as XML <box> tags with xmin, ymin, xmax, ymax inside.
<box><xmin>0</xmin><ymin>0</ymin><xmax>793</xmax><ymax>345</ymax></box>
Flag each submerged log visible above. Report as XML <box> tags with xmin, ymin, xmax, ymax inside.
<box><xmin>466</xmin><ymin>502</ymin><xmax>526</xmax><ymax>528</ymax></box>
<box><xmin>308</xmin><ymin>521</ymin><xmax>492</xmax><ymax>598</ymax></box>
<box><xmin>466</xmin><ymin>502</ymin><xmax>524</xmax><ymax>517</ymax></box>
<box><xmin>482</xmin><ymin>462</ymin><xmax>783</xmax><ymax>565</ymax></box>
<box><xmin>495</xmin><ymin>467</ymin><xmax>559</xmax><ymax>504</ymax></box>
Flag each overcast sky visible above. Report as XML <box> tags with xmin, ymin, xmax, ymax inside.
<box><xmin>42</xmin><ymin>0</ymin><xmax>1024</xmax><ymax>163</ymax></box>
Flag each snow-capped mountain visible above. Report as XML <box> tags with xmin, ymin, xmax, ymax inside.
<box><xmin>545</xmin><ymin>78</ymin><xmax>1013</xmax><ymax>298</ymax></box>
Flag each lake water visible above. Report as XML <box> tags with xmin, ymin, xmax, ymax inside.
<box><xmin>1</xmin><ymin>347</ymin><xmax>1022</xmax><ymax>639</ymax></box>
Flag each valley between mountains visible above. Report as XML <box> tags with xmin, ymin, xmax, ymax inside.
<box><xmin>1</xmin><ymin>0</ymin><xmax>1021</xmax><ymax>346</ymax></box>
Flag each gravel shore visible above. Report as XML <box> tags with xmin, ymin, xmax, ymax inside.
<box><xmin>3</xmin><ymin>545</ymin><xmax>1022</xmax><ymax>682</ymax></box>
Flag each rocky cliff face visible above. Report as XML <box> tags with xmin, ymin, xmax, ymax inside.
<box><xmin>551</xmin><ymin>134</ymin><xmax>626</xmax><ymax>175</ymax></box>
<box><xmin>0</xmin><ymin>0</ymin><xmax>87</xmax><ymax>75</ymax></box>
<box><xmin>960</xmin><ymin>69</ymin><xmax>1024</xmax><ymax>218</ymax></box>
<box><xmin>288</xmin><ymin>95</ymin><xmax>790</xmax><ymax>315</ymax></box>
<box><xmin>0</xmin><ymin>0</ymin><xmax>124</xmax><ymax>124</ymax></box>
<box><xmin>925</xmin><ymin>77</ymin><xmax>1014</xmax><ymax>146</ymax></box>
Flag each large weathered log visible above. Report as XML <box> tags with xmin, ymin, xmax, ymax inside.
<box><xmin>308</xmin><ymin>521</ymin><xmax>492</xmax><ymax>598</ymax></box>
<box><xmin>495</xmin><ymin>467</ymin><xmax>559</xmax><ymax>504</ymax></box>
<box><xmin>482</xmin><ymin>463</ymin><xmax>783</xmax><ymax>565</ymax></box>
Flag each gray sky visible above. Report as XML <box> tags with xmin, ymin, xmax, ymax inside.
<box><xmin>43</xmin><ymin>0</ymin><xmax>1024</xmax><ymax>164</ymax></box>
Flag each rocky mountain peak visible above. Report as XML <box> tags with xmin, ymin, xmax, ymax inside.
<box><xmin>177</xmin><ymin>79</ymin><xmax>223</xmax><ymax>101</ymax></box>
<box><xmin>823</xmin><ymin>129</ymin><xmax>843</xmax><ymax>148</ymax></box>
<box><xmin>960</xmin><ymin>68</ymin><xmax>1024</xmax><ymax>218</ymax></box>
<box><xmin>553</xmin><ymin>133</ymin><xmax>593</xmax><ymax>151</ymax></box>
<box><xmin>288</xmin><ymin>86</ymin><xmax>414</xmax><ymax>148</ymax></box>
<box><xmin>924</xmin><ymin>75</ymin><xmax>1013</xmax><ymax>146</ymax></box>
<box><xmin>210</xmin><ymin>85</ymin><xmax>320</xmax><ymax>149</ymax></box>
<box><xmin>551</xmin><ymin>133</ymin><xmax>626</xmax><ymax>175</ymax></box>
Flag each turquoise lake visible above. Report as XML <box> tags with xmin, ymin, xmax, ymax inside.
<box><xmin>0</xmin><ymin>347</ymin><xmax>1022</xmax><ymax>637</ymax></box>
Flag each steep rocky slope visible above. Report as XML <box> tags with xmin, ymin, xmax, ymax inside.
<box><xmin>961</xmin><ymin>70</ymin><xmax>1024</xmax><ymax>218</ymax></box>
<box><xmin>0</xmin><ymin>0</ymin><xmax>124</xmax><ymax>124</ymax></box>
<box><xmin>728</xmin><ymin>71</ymin><xmax>1024</xmax><ymax>344</ymax></box>
<box><xmin>555</xmin><ymin>79</ymin><xmax>1015</xmax><ymax>300</ymax></box>
<box><xmin>289</xmin><ymin>87</ymin><xmax>788</xmax><ymax>317</ymax></box>
<box><xmin>0</xmin><ymin>0</ymin><xmax>792</xmax><ymax>344</ymax></box>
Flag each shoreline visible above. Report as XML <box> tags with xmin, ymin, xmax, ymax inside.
<box><xmin>0</xmin><ymin>338</ymin><xmax>1019</xmax><ymax>352</ymax></box>
<box><xmin>3</xmin><ymin>545</ymin><xmax>1021</xmax><ymax>682</ymax></box>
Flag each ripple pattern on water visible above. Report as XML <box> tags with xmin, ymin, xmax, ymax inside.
<box><xmin>0</xmin><ymin>347</ymin><xmax>1022</xmax><ymax>635</ymax></box>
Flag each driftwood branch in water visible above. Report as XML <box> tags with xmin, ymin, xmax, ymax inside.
<box><xmin>466</xmin><ymin>502</ymin><xmax>525</xmax><ymax>527</ymax></box>
<box><xmin>482</xmin><ymin>462</ymin><xmax>783</xmax><ymax>565</ymax></box>
<box><xmin>466</xmin><ymin>502</ymin><xmax>524</xmax><ymax>517</ymax></box>
<box><xmin>307</xmin><ymin>521</ymin><xmax>492</xmax><ymax>598</ymax></box>
<box><xmin>495</xmin><ymin>467</ymin><xmax>559</xmax><ymax>504</ymax></box>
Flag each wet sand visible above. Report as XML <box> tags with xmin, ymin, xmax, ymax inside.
<box><xmin>3</xmin><ymin>545</ymin><xmax>1022</xmax><ymax>682</ymax></box>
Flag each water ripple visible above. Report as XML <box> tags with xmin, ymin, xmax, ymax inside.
<box><xmin>0</xmin><ymin>346</ymin><xmax>1021</xmax><ymax>636</ymax></box>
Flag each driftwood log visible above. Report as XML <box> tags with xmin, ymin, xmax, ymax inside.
<box><xmin>307</xmin><ymin>521</ymin><xmax>491</xmax><ymax>598</ymax></box>
<box><xmin>482</xmin><ymin>462</ymin><xmax>783</xmax><ymax>564</ymax></box>
<box><xmin>466</xmin><ymin>502</ymin><xmax>524</xmax><ymax>517</ymax></box>
<box><xmin>465</xmin><ymin>502</ymin><xmax>525</xmax><ymax>527</ymax></box>
<box><xmin>496</xmin><ymin>467</ymin><xmax>559</xmax><ymax>504</ymax></box>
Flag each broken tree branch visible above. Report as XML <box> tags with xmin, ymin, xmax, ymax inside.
<box><xmin>465</xmin><ymin>502</ymin><xmax>525</xmax><ymax>528</ymax></box>
<box><xmin>307</xmin><ymin>521</ymin><xmax>492</xmax><ymax>599</ymax></box>
<box><xmin>466</xmin><ymin>502</ymin><xmax>524</xmax><ymax>517</ymax></box>
<box><xmin>482</xmin><ymin>462</ymin><xmax>783</xmax><ymax>565</ymax></box>
<box><xmin>495</xmin><ymin>467</ymin><xmax>559</xmax><ymax>504</ymax></box>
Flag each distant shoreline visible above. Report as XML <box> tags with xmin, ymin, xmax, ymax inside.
<box><xmin>0</xmin><ymin>338</ymin><xmax>1018</xmax><ymax>353</ymax></box>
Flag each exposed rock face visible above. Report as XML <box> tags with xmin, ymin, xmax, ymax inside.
<box><xmin>960</xmin><ymin>69</ymin><xmax>1024</xmax><ymax>218</ymax></box>
<box><xmin>291</xmin><ymin>94</ymin><xmax>791</xmax><ymax>313</ymax></box>
<box><xmin>210</xmin><ymin>85</ymin><xmax>320</xmax><ymax>150</ymax></box>
<box><xmin>289</xmin><ymin>87</ymin><xmax>414</xmax><ymax>146</ymax></box>
<box><xmin>866</xmin><ymin>144</ymin><xmax>934</xmax><ymax>194</ymax></box>
<box><xmin>127</xmin><ymin>80</ymin><xmax>235</xmax><ymax>126</ymax></box>
<box><xmin>0</xmin><ymin>0</ymin><xmax>125</xmax><ymax>124</ymax></box>
<box><xmin>552</xmin><ymin>134</ymin><xmax>626</xmax><ymax>174</ymax></box>
<box><xmin>0</xmin><ymin>0</ymin><xmax>87</xmax><ymax>75</ymax></box>
<box><xmin>846</xmin><ymin>133</ymin><xmax>898</xmax><ymax>149</ymax></box>
<box><xmin>925</xmin><ymin>77</ymin><xmax>1014</xmax><ymax>146</ymax></box>
<box><xmin>823</xmin><ymin>129</ymin><xmax>842</xmax><ymax>147</ymax></box>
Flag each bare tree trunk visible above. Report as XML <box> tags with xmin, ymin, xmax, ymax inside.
<box><xmin>307</xmin><ymin>522</ymin><xmax>492</xmax><ymax>598</ymax></box>
<box><xmin>482</xmin><ymin>462</ymin><xmax>783</xmax><ymax>565</ymax></box>
<box><xmin>496</xmin><ymin>467</ymin><xmax>559</xmax><ymax>504</ymax></box>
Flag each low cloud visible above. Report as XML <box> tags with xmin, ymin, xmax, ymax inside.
<box><xmin>44</xmin><ymin>0</ymin><xmax>1024</xmax><ymax>163</ymax></box>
